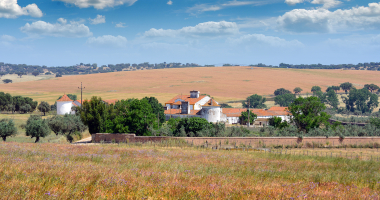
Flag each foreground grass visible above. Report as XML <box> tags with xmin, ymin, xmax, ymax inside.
<box><xmin>0</xmin><ymin>142</ymin><xmax>379</xmax><ymax>199</ymax></box>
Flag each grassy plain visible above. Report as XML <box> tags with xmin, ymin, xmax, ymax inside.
<box><xmin>0</xmin><ymin>142</ymin><xmax>379</xmax><ymax>199</ymax></box>
<box><xmin>1</xmin><ymin>67</ymin><xmax>379</xmax><ymax>105</ymax></box>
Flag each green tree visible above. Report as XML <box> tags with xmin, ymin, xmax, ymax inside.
<box><xmin>47</xmin><ymin>115</ymin><xmax>64</xmax><ymax>135</ymax></box>
<box><xmin>38</xmin><ymin>101</ymin><xmax>51</xmax><ymax>116</ymax></box>
<box><xmin>343</xmin><ymin>88</ymin><xmax>379</xmax><ymax>113</ymax></box>
<box><xmin>239</xmin><ymin>110</ymin><xmax>257</xmax><ymax>125</ymax></box>
<box><xmin>325</xmin><ymin>89</ymin><xmax>340</xmax><ymax>109</ymax></box>
<box><xmin>364</xmin><ymin>84</ymin><xmax>380</xmax><ymax>93</ymax></box>
<box><xmin>32</xmin><ymin>71</ymin><xmax>40</xmax><ymax>76</ymax></box>
<box><xmin>20</xmin><ymin>104</ymin><xmax>31</xmax><ymax>114</ymax></box>
<box><xmin>274</xmin><ymin>88</ymin><xmax>292</xmax><ymax>96</ymax></box>
<box><xmin>0</xmin><ymin>119</ymin><xmax>17</xmax><ymax>141</ymax></box>
<box><xmin>173</xmin><ymin>117</ymin><xmax>212</xmax><ymax>137</ymax></box>
<box><xmin>220</xmin><ymin>103</ymin><xmax>233</xmax><ymax>108</ymax></box>
<box><xmin>274</xmin><ymin>93</ymin><xmax>296</xmax><ymax>107</ymax></box>
<box><xmin>268</xmin><ymin>116</ymin><xmax>288</xmax><ymax>129</ymax></box>
<box><xmin>16</xmin><ymin>72</ymin><xmax>24</xmax><ymax>78</ymax></box>
<box><xmin>340</xmin><ymin>82</ymin><xmax>353</xmax><ymax>94</ymax></box>
<box><xmin>142</xmin><ymin>97</ymin><xmax>165</xmax><ymax>125</ymax></box>
<box><xmin>242</xmin><ymin>94</ymin><xmax>267</xmax><ymax>108</ymax></box>
<box><xmin>60</xmin><ymin>114</ymin><xmax>87</xmax><ymax>143</ymax></box>
<box><xmin>78</xmin><ymin>96</ymin><xmax>110</xmax><ymax>134</ymax></box>
<box><xmin>293</xmin><ymin>87</ymin><xmax>303</xmax><ymax>96</ymax></box>
<box><xmin>288</xmin><ymin>96</ymin><xmax>331</xmax><ymax>132</ymax></box>
<box><xmin>2</xmin><ymin>79</ymin><xmax>12</xmax><ymax>84</ymax></box>
<box><xmin>311</xmin><ymin>86</ymin><xmax>322</xmax><ymax>94</ymax></box>
<box><xmin>332</xmin><ymin>86</ymin><xmax>341</xmax><ymax>93</ymax></box>
<box><xmin>370</xmin><ymin>117</ymin><xmax>380</xmax><ymax>128</ymax></box>
<box><xmin>25</xmin><ymin>115</ymin><xmax>50</xmax><ymax>143</ymax></box>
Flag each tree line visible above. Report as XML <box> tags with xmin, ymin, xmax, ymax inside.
<box><xmin>253</xmin><ymin>62</ymin><xmax>380</xmax><ymax>70</ymax></box>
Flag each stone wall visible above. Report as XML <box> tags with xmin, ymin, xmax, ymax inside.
<box><xmin>91</xmin><ymin>134</ymin><xmax>380</xmax><ymax>147</ymax></box>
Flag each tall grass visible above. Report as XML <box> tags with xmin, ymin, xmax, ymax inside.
<box><xmin>0</xmin><ymin>142</ymin><xmax>379</xmax><ymax>199</ymax></box>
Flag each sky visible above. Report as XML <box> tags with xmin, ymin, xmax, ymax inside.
<box><xmin>0</xmin><ymin>0</ymin><xmax>380</xmax><ymax>67</ymax></box>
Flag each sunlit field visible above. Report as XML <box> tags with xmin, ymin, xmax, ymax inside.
<box><xmin>1</xmin><ymin>142</ymin><xmax>379</xmax><ymax>199</ymax></box>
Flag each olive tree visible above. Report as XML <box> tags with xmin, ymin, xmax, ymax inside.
<box><xmin>38</xmin><ymin>101</ymin><xmax>51</xmax><ymax>116</ymax></box>
<box><xmin>293</xmin><ymin>87</ymin><xmax>303</xmax><ymax>96</ymax></box>
<box><xmin>0</xmin><ymin>119</ymin><xmax>17</xmax><ymax>141</ymax></box>
<box><xmin>25</xmin><ymin>115</ymin><xmax>50</xmax><ymax>143</ymax></box>
<box><xmin>340</xmin><ymin>82</ymin><xmax>353</xmax><ymax>94</ymax></box>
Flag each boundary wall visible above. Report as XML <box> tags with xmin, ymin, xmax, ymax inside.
<box><xmin>92</xmin><ymin>134</ymin><xmax>380</xmax><ymax>147</ymax></box>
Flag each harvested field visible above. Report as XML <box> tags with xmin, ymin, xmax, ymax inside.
<box><xmin>0</xmin><ymin>142</ymin><xmax>379</xmax><ymax>199</ymax></box>
<box><xmin>0</xmin><ymin>67</ymin><xmax>379</xmax><ymax>104</ymax></box>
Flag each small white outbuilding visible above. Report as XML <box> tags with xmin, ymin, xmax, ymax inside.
<box><xmin>56</xmin><ymin>94</ymin><xmax>75</xmax><ymax>115</ymax></box>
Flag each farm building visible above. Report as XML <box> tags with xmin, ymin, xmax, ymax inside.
<box><xmin>56</xmin><ymin>94</ymin><xmax>118</xmax><ymax>115</ymax></box>
<box><xmin>164</xmin><ymin>91</ymin><xmax>291</xmax><ymax>126</ymax></box>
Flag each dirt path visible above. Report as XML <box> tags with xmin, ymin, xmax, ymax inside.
<box><xmin>73</xmin><ymin>137</ymin><xmax>92</xmax><ymax>144</ymax></box>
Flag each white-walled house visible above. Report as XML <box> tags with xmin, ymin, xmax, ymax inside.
<box><xmin>164</xmin><ymin>91</ymin><xmax>291</xmax><ymax>126</ymax></box>
<box><xmin>56</xmin><ymin>94</ymin><xmax>75</xmax><ymax>115</ymax></box>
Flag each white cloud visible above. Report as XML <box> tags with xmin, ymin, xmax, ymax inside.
<box><xmin>87</xmin><ymin>35</ymin><xmax>127</xmax><ymax>48</ymax></box>
<box><xmin>53</xmin><ymin>0</ymin><xmax>138</xmax><ymax>9</ymax></box>
<box><xmin>20</xmin><ymin>18</ymin><xmax>92</xmax><ymax>38</ymax></box>
<box><xmin>167</xmin><ymin>0</ymin><xmax>173</xmax><ymax>5</ymax></box>
<box><xmin>115</xmin><ymin>22</ymin><xmax>126</xmax><ymax>28</ymax></box>
<box><xmin>144</xmin><ymin>21</ymin><xmax>239</xmax><ymax>38</ymax></box>
<box><xmin>285</xmin><ymin>0</ymin><xmax>304</xmax><ymax>6</ymax></box>
<box><xmin>277</xmin><ymin>2</ymin><xmax>380</xmax><ymax>33</ymax></box>
<box><xmin>187</xmin><ymin>1</ymin><xmax>271</xmax><ymax>14</ymax></box>
<box><xmin>1</xmin><ymin>35</ymin><xmax>16</xmax><ymax>42</ymax></box>
<box><xmin>89</xmin><ymin>15</ymin><xmax>105</xmax><ymax>24</ymax></box>
<box><xmin>0</xmin><ymin>0</ymin><xmax>43</xmax><ymax>18</ymax></box>
<box><xmin>311</xmin><ymin>0</ymin><xmax>341</xmax><ymax>9</ymax></box>
<box><xmin>229</xmin><ymin>34</ymin><xmax>303</xmax><ymax>47</ymax></box>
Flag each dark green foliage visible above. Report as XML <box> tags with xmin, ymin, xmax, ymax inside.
<box><xmin>274</xmin><ymin>88</ymin><xmax>292</xmax><ymax>96</ymax></box>
<box><xmin>142</xmin><ymin>97</ymin><xmax>165</xmax><ymax>125</ymax></box>
<box><xmin>78</xmin><ymin>96</ymin><xmax>110</xmax><ymax>134</ymax></box>
<box><xmin>167</xmin><ymin>117</ymin><xmax>213</xmax><ymax>137</ymax></box>
<box><xmin>370</xmin><ymin>118</ymin><xmax>380</xmax><ymax>128</ymax></box>
<box><xmin>48</xmin><ymin>115</ymin><xmax>64</xmax><ymax>135</ymax></box>
<box><xmin>57</xmin><ymin>94</ymin><xmax>77</xmax><ymax>101</ymax></box>
<box><xmin>47</xmin><ymin>114</ymin><xmax>86</xmax><ymax>142</ymax></box>
<box><xmin>16</xmin><ymin>72</ymin><xmax>24</xmax><ymax>78</ymax></box>
<box><xmin>274</xmin><ymin>93</ymin><xmax>296</xmax><ymax>107</ymax></box>
<box><xmin>55</xmin><ymin>74</ymin><xmax>62</xmax><ymax>77</ymax></box>
<box><xmin>364</xmin><ymin>84</ymin><xmax>380</xmax><ymax>93</ymax></box>
<box><xmin>45</xmin><ymin>72</ymin><xmax>52</xmax><ymax>75</ymax></box>
<box><xmin>220</xmin><ymin>103</ymin><xmax>233</xmax><ymax>108</ymax></box>
<box><xmin>293</xmin><ymin>87</ymin><xmax>302</xmax><ymax>96</ymax></box>
<box><xmin>324</xmin><ymin>90</ymin><xmax>340</xmax><ymax>109</ymax></box>
<box><xmin>2</xmin><ymin>79</ymin><xmax>12</xmax><ymax>83</ymax></box>
<box><xmin>242</xmin><ymin>94</ymin><xmax>266</xmax><ymax>108</ymax></box>
<box><xmin>269</xmin><ymin>116</ymin><xmax>289</xmax><ymax>129</ymax></box>
<box><xmin>311</xmin><ymin>86</ymin><xmax>322</xmax><ymax>94</ymax></box>
<box><xmin>25</xmin><ymin>115</ymin><xmax>50</xmax><ymax>143</ymax></box>
<box><xmin>0</xmin><ymin>119</ymin><xmax>17</xmax><ymax>141</ymax></box>
<box><xmin>38</xmin><ymin>101</ymin><xmax>51</xmax><ymax>116</ymax></box>
<box><xmin>20</xmin><ymin>104</ymin><xmax>31</xmax><ymax>114</ymax></box>
<box><xmin>340</xmin><ymin>82</ymin><xmax>353</xmax><ymax>94</ymax></box>
<box><xmin>288</xmin><ymin>96</ymin><xmax>331</xmax><ymax>132</ymax></box>
<box><xmin>0</xmin><ymin>93</ymin><xmax>37</xmax><ymax>113</ymax></box>
<box><xmin>32</xmin><ymin>71</ymin><xmax>39</xmax><ymax>76</ymax></box>
<box><xmin>343</xmin><ymin>88</ymin><xmax>379</xmax><ymax>113</ymax></box>
<box><xmin>239</xmin><ymin>110</ymin><xmax>257</xmax><ymax>125</ymax></box>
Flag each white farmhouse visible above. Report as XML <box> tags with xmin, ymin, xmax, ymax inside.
<box><xmin>164</xmin><ymin>91</ymin><xmax>291</xmax><ymax>126</ymax></box>
<box><xmin>56</xmin><ymin>94</ymin><xmax>75</xmax><ymax>115</ymax></box>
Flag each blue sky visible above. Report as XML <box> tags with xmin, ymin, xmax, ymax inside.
<box><xmin>0</xmin><ymin>0</ymin><xmax>380</xmax><ymax>66</ymax></box>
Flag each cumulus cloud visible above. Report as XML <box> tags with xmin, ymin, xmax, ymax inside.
<box><xmin>167</xmin><ymin>0</ymin><xmax>173</xmax><ymax>5</ymax></box>
<box><xmin>115</xmin><ymin>22</ymin><xmax>126</xmax><ymax>28</ymax></box>
<box><xmin>285</xmin><ymin>0</ymin><xmax>304</xmax><ymax>6</ymax></box>
<box><xmin>20</xmin><ymin>18</ymin><xmax>92</xmax><ymax>38</ymax></box>
<box><xmin>311</xmin><ymin>0</ymin><xmax>341</xmax><ymax>9</ymax></box>
<box><xmin>144</xmin><ymin>21</ymin><xmax>239</xmax><ymax>38</ymax></box>
<box><xmin>277</xmin><ymin>2</ymin><xmax>380</xmax><ymax>33</ymax></box>
<box><xmin>87</xmin><ymin>35</ymin><xmax>127</xmax><ymax>48</ymax></box>
<box><xmin>187</xmin><ymin>1</ymin><xmax>270</xmax><ymax>14</ymax></box>
<box><xmin>0</xmin><ymin>0</ymin><xmax>43</xmax><ymax>18</ymax></box>
<box><xmin>53</xmin><ymin>0</ymin><xmax>137</xmax><ymax>9</ymax></box>
<box><xmin>89</xmin><ymin>15</ymin><xmax>105</xmax><ymax>24</ymax></box>
<box><xmin>229</xmin><ymin>34</ymin><xmax>303</xmax><ymax>47</ymax></box>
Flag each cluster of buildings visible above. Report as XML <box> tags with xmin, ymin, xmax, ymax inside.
<box><xmin>56</xmin><ymin>90</ymin><xmax>291</xmax><ymax>126</ymax></box>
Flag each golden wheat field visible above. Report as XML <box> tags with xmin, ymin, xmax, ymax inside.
<box><xmin>0</xmin><ymin>67</ymin><xmax>379</xmax><ymax>104</ymax></box>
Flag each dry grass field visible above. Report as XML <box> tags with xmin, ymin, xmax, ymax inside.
<box><xmin>0</xmin><ymin>67</ymin><xmax>379</xmax><ymax>104</ymax></box>
<box><xmin>1</xmin><ymin>142</ymin><xmax>380</xmax><ymax>199</ymax></box>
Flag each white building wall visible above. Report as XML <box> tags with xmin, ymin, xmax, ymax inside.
<box><xmin>201</xmin><ymin>107</ymin><xmax>221</xmax><ymax>123</ymax></box>
<box><xmin>194</xmin><ymin>96</ymin><xmax>211</xmax><ymax>110</ymax></box>
<box><xmin>57</xmin><ymin>101</ymin><xmax>73</xmax><ymax>115</ymax></box>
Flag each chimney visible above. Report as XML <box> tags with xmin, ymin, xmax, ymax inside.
<box><xmin>190</xmin><ymin>90</ymin><xmax>200</xmax><ymax>98</ymax></box>
<box><xmin>181</xmin><ymin>101</ymin><xmax>190</xmax><ymax>114</ymax></box>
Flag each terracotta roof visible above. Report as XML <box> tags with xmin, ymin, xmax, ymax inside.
<box><xmin>57</xmin><ymin>94</ymin><xmax>73</xmax><ymax>102</ymax></box>
<box><xmin>202</xmin><ymin>99</ymin><xmax>220</xmax><ymax>107</ymax></box>
<box><xmin>165</xmin><ymin>94</ymin><xmax>207</xmax><ymax>105</ymax></box>
<box><xmin>164</xmin><ymin>109</ymin><xmax>201</xmax><ymax>115</ymax></box>
<box><xmin>268</xmin><ymin>106</ymin><xmax>288</xmax><ymax>111</ymax></box>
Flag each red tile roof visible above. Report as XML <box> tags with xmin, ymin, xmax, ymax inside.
<box><xmin>164</xmin><ymin>109</ymin><xmax>201</xmax><ymax>115</ymax></box>
<box><xmin>57</xmin><ymin>94</ymin><xmax>73</xmax><ymax>102</ymax></box>
<box><xmin>202</xmin><ymin>99</ymin><xmax>220</xmax><ymax>107</ymax></box>
<box><xmin>165</xmin><ymin>95</ymin><xmax>207</xmax><ymax>105</ymax></box>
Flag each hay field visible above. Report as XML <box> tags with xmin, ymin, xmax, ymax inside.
<box><xmin>0</xmin><ymin>67</ymin><xmax>379</xmax><ymax>104</ymax></box>
<box><xmin>1</xmin><ymin>142</ymin><xmax>379</xmax><ymax>199</ymax></box>
<box><xmin>0</xmin><ymin>74</ymin><xmax>54</xmax><ymax>84</ymax></box>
